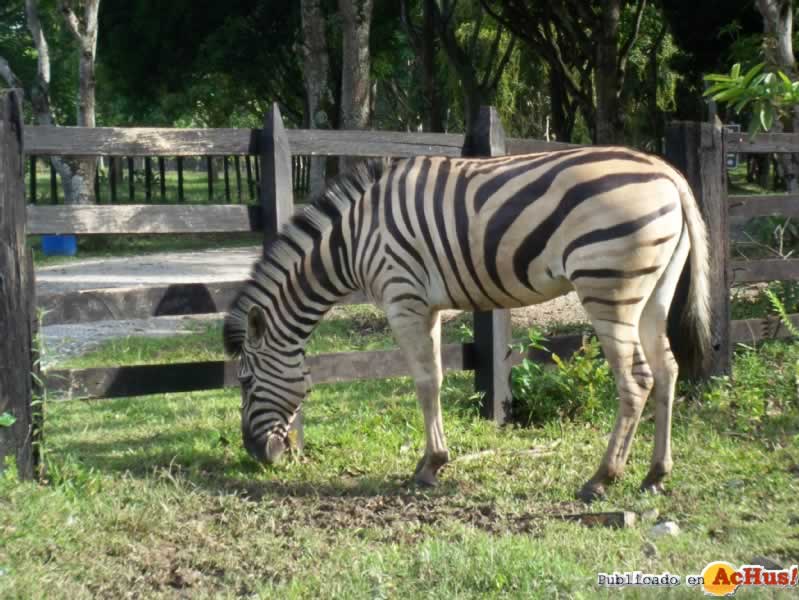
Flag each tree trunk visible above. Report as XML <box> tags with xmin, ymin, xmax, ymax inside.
<box><xmin>549</xmin><ymin>68</ymin><xmax>574</xmax><ymax>142</ymax></box>
<box><xmin>595</xmin><ymin>0</ymin><xmax>623</xmax><ymax>144</ymax></box>
<box><xmin>301</xmin><ymin>0</ymin><xmax>330</xmax><ymax>196</ymax></box>
<box><xmin>59</xmin><ymin>0</ymin><xmax>100</xmax><ymax>204</ymax></box>
<box><xmin>338</xmin><ymin>0</ymin><xmax>373</xmax><ymax>172</ymax></box>
<box><xmin>756</xmin><ymin>0</ymin><xmax>798</xmax><ymax>191</ymax></box>
<box><xmin>422</xmin><ymin>0</ymin><xmax>444</xmax><ymax>132</ymax></box>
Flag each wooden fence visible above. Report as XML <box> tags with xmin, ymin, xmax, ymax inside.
<box><xmin>0</xmin><ymin>91</ymin><xmax>583</xmax><ymax>476</ymax></box>
<box><xmin>28</xmin><ymin>153</ymin><xmax>313</xmax><ymax>204</ymax></box>
<box><xmin>664</xmin><ymin>119</ymin><xmax>799</xmax><ymax>376</ymax></box>
<box><xmin>3</xmin><ymin>85</ymin><xmax>798</xmax><ymax>477</ymax></box>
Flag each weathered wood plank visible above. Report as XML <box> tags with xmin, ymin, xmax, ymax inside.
<box><xmin>43</xmin><ymin>345</ymin><xmax>469</xmax><ymax>400</ymax></box>
<box><xmin>27</xmin><ymin>204</ymin><xmax>263</xmax><ymax>234</ymax></box>
<box><xmin>24</xmin><ymin>125</ymin><xmax>576</xmax><ymax>159</ymax></box>
<box><xmin>466</xmin><ymin>106</ymin><xmax>513</xmax><ymax>424</ymax></box>
<box><xmin>724</xmin><ymin>130</ymin><xmax>799</xmax><ymax>154</ymax></box>
<box><xmin>728</xmin><ymin>194</ymin><xmax>799</xmax><ymax>219</ymax></box>
<box><xmin>37</xmin><ymin>281</ymin><xmax>244</xmax><ymax>325</ymax></box>
<box><xmin>665</xmin><ymin>119</ymin><xmax>730</xmax><ymax>378</ymax></box>
<box><xmin>288</xmin><ymin>129</ymin><xmax>464</xmax><ymax>157</ymax></box>
<box><xmin>730</xmin><ymin>258</ymin><xmax>799</xmax><ymax>284</ymax></box>
<box><xmin>0</xmin><ymin>90</ymin><xmax>36</xmax><ymax>478</ymax></box>
<box><xmin>260</xmin><ymin>104</ymin><xmax>302</xmax><ymax>448</ymax></box>
<box><xmin>42</xmin><ymin>333</ymin><xmax>585</xmax><ymax>401</ymax></box>
<box><xmin>730</xmin><ymin>313</ymin><xmax>799</xmax><ymax>344</ymax></box>
<box><xmin>24</xmin><ymin>127</ymin><xmax>259</xmax><ymax>157</ymax></box>
<box><xmin>37</xmin><ymin>283</ymin><xmax>370</xmax><ymax>325</ymax></box>
<box><xmin>505</xmin><ymin>138</ymin><xmax>582</xmax><ymax>154</ymax></box>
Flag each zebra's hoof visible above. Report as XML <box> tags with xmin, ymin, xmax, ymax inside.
<box><xmin>413</xmin><ymin>472</ymin><xmax>438</xmax><ymax>487</ymax></box>
<box><xmin>640</xmin><ymin>479</ymin><xmax>667</xmax><ymax>495</ymax></box>
<box><xmin>413</xmin><ymin>451</ymin><xmax>449</xmax><ymax>487</ymax></box>
<box><xmin>577</xmin><ymin>482</ymin><xmax>606</xmax><ymax>503</ymax></box>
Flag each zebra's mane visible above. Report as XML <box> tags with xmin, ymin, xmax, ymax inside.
<box><xmin>223</xmin><ymin>158</ymin><xmax>390</xmax><ymax>357</ymax></box>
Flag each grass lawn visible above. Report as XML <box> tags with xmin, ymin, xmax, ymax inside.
<box><xmin>2</xmin><ymin>303</ymin><xmax>798</xmax><ymax>599</ymax></box>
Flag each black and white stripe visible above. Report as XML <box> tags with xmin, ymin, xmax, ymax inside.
<box><xmin>225</xmin><ymin>146</ymin><xmax>711</xmax><ymax>497</ymax></box>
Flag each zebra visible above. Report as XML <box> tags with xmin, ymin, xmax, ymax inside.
<box><xmin>224</xmin><ymin>147</ymin><xmax>710</xmax><ymax>501</ymax></box>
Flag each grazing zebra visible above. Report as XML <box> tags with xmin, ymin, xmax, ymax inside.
<box><xmin>224</xmin><ymin>147</ymin><xmax>710</xmax><ymax>501</ymax></box>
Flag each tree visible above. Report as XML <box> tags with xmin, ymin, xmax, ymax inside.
<box><xmin>430</xmin><ymin>0</ymin><xmax>515</xmax><ymax>135</ymax></box>
<box><xmin>481</xmin><ymin>0</ymin><xmax>648</xmax><ymax>144</ymax></box>
<box><xmin>56</xmin><ymin>0</ymin><xmax>100</xmax><ymax>204</ymax></box>
<box><xmin>401</xmin><ymin>0</ymin><xmax>445</xmax><ymax>132</ymax></box>
<box><xmin>301</xmin><ymin>0</ymin><xmax>331</xmax><ymax>195</ymax></box>
<box><xmin>756</xmin><ymin>0</ymin><xmax>798</xmax><ymax>190</ymax></box>
<box><xmin>0</xmin><ymin>0</ymin><xmax>99</xmax><ymax>204</ymax></box>
<box><xmin>338</xmin><ymin>0</ymin><xmax>373</xmax><ymax>170</ymax></box>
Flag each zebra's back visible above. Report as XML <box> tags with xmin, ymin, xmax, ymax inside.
<box><xmin>369</xmin><ymin>147</ymin><xmax>685</xmax><ymax>313</ymax></box>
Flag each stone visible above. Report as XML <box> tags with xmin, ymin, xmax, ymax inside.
<box><xmin>649</xmin><ymin>521</ymin><xmax>680</xmax><ymax>538</ymax></box>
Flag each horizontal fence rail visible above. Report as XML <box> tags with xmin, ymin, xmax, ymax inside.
<box><xmin>43</xmin><ymin>334</ymin><xmax>587</xmax><ymax>401</ymax></box>
<box><xmin>39</xmin><ymin>310</ymin><xmax>799</xmax><ymax>401</ymax></box>
<box><xmin>729</xmin><ymin>258</ymin><xmax>799</xmax><ymax>284</ymax></box>
<box><xmin>24</xmin><ymin>126</ymin><xmax>578</xmax><ymax>158</ymax></box>
<box><xmin>37</xmin><ymin>283</ymin><xmax>369</xmax><ymax>326</ymax></box>
<box><xmin>728</xmin><ymin>194</ymin><xmax>799</xmax><ymax>219</ymax></box>
<box><xmin>724</xmin><ymin>131</ymin><xmax>799</xmax><ymax>154</ymax></box>
<box><xmin>28</xmin><ymin>204</ymin><xmax>262</xmax><ymax>235</ymax></box>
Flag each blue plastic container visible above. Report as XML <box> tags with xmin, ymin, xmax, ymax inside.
<box><xmin>41</xmin><ymin>235</ymin><xmax>78</xmax><ymax>256</ymax></box>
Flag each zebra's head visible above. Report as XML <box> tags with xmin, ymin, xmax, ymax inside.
<box><xmin>224</xmin><ymin>303</ymin><xmax>310</xmax><ymax>465</ymax></box>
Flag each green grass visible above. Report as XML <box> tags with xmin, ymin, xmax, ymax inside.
<box><xmin>2</xmin><ymin>310</ymin><xmax>799</xmax><ymax>598</ymax></box>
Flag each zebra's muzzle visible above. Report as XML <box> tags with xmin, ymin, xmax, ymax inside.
<box><xmin>244</xmin><ymin>432</ymin><xmax>286</xmax><ymax>465</ymax></box>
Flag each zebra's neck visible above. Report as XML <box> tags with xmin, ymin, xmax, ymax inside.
<box><xmin>225</xmin><ymin>161</ymin><xmax>387</xmax><ymax>358</ymax></box>
<box><xmin>246</xmin><ymin>200</ymin><xmax>363</xmax><ymax>352</ymax></box>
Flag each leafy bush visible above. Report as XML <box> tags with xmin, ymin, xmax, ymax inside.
<box><xmin>704</xmin><ymin>62</ymin><xmax>799</xmax><ymax>134</ymax></box>
<box><xmin>510</xmin><ymin>329</ymin><xmax>615</xmax><ymax>426</ymax></box>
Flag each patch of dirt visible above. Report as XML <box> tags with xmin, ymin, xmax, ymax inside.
<box><xmin>245</xmin><ymin>492</ymin><xmax>585</xmax><ymax>540</ymax></box>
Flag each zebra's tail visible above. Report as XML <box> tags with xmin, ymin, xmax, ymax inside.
<box><xmin>674</xmin><ymin>173</ymin><xmax>712</xmax><ymax>375</ymax></box>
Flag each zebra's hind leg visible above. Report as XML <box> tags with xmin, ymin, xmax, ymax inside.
<box><xmin>386</xmin><ymin>307</ymin><xmax>448</xmax><ymax>486</ymax></box>
<box><xmin>639</xmin><ymin>226</ymin><xmax>690</xmax><ymax>494</ymax></box>
<box><xmin>577</xmin><ymin>311</ymin><xmax>655</xmax><ymax>502</ymax></box>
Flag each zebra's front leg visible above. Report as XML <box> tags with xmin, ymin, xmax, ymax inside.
<box><xmin>386</xmin><ymin>307</ymin><xmax>448</xmax><ymax>486</ymax></box>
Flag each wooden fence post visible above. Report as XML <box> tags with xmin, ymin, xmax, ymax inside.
<box><xmin>463</xmin><ymin>106</ymin><xmax>513</xmax><ymax>423</ymax></box>
<box><xmin>0</xmin><ymin>90</ymin><xmax>37</xmax><ymax>478</ymax></box>
<box><xmin>259</xmin><ymin>103</ymin><xmax>303</xmax><ymax>451</ymax></box>
<box><xmin>665</xmin><ymin>118</ymin><xmax>730</xmax><ymax>378</ymax></box>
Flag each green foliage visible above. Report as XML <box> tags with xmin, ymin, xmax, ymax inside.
<box><xmin>0</xmin><ymin>412</ymin><xmax>16</xmax><ymax>427</ymax></box>
<box><xmin>704</xmin><ymin>63</ymin><xmax>799</xmax><ymax>134</ymax></box>
<box><xmin>510</xmin><ymin>330</ymin><xmax>615</xmax><ymax>426</ymax></box>
<box><xmin>765</xmin><ymin>286</ymin><xmax>799</xmax><ymax>338</ymax></box>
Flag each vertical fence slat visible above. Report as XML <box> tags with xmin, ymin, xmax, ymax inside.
<box><xmin>234</xmin><ymin>155</ymin><xmax>243</xmax><ymax>204</ymax></box>
<box><xmin>49</xmin><ymin>161</ymin><xmax>57</xmax><ymax>204</ymax></box>
<box><xmin>145</xmin><ymin>157</ymin><xmax>152</xmax><ymax>203</ymax></box>
<box><xmin>127</xmin><ymin>157</ymin><xmax>134</xmax><ymax>202</ymax></box>
<box><xmin>206</xmin><ymin>156</ymin><xmax>213</xmax><ymax>203</ymax></box>
<box><xmin>29</xmin><ymin>156</ymin><xmax>36</xmax><ymax>204</ymax></box>
<box><xmin>665</xmin><ymin>118</ymin><xmax>730</xmax><ymax>378</ymax></box>
<box><xmin>110</xmin><ymin>157</ymin><xmax>117</xmax><ymax>204</ymax></box>
<box><xmin>223</xmin><ymin>156</ymin><xmax>231</xmax><ymax>204</ymax></box>
<box><xmin>259</xmin><ymin>103</ymin><xmax>303</xmax><ymax>450</ymax></box>
<box><xmin>177</xmin><ymin>157</ymin><xmax>184</xmax><ymax>203</ymax></box>
<box><xmin>158</xmin><ymin>157</ymin><xmax>166</xmax><ymax>201</ymax></box>
<box><xmin>246</xmin><ymin>155</ymin><xmax>255</xmax><ymax>202</ymax></box>
<box><xmin>463</xmin><ymin>106</ymin><xmax>513</xmax><ymax>423</ymax></box>
<box><xmin>94</xmin><ymin>160</ymin><xmax>100</xmax><ymax>203</ymax></box>
<box><xmin>0</xmin><ymin>90</ymin><xmax>36</xmax><ymax>478</ymax></box>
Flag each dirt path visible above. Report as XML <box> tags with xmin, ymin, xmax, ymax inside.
<box><xmin>37</xmin><ymin>247</ymin><xmax>587</xmax><ymax>365</ymax></box>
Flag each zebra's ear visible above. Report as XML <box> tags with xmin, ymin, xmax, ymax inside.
<box><xmin>247</xmin><ymin>305</ymin><xmax>268</xmax><ymax>345</ymax></box>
